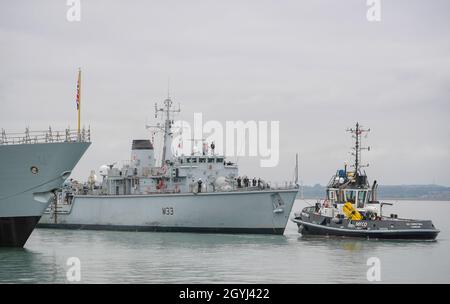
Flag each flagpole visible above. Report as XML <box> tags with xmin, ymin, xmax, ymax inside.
<box><xmin>77</xmin><ymin>68</ymin><xmax>81</xmax><ymax>136</ymax></box>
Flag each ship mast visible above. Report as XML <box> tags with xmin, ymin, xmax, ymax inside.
<box><xmin>347</xmin><ymin>122</ymin><xmax>370</xmax><ymax>175</ymax></box>
<box><xmin>147</xmin><ymin>94</ymin><xmax>180</xmax><ymax>167</ymax></box>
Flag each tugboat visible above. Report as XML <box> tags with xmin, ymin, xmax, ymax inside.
<box><xmin>292</xmin><ymin>123</ymin><xmax>440</xmax><ymax>240</ymax></box>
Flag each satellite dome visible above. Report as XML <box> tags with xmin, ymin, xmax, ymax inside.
<box><xmin>99</xmin><ymin>165</ymin><xmax>109</xmax><ymax>177</ymax></box>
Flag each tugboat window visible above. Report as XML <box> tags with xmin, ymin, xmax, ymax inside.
<box><xmin>328</xmin><ymin>190</ymin><xmax>336</xmax><ymax>201</ymax></box>
<box><xmin>357</xmin><ymin>191</ymin><xmax>366</xmax><ymax>208</ymax></box>
<box><xmin>335</xmin><ymin>190</ymin><xmax>344</xmax><ymax>202</ymax></box>
<box><xmin>346</xmin><ymin>190</ymin><xmax>357</xmax><ymax>204</ymax></box>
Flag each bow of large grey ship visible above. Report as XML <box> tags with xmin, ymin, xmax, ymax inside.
<box><xmin>0</xmin><ymin>128</ymin><xmax>91</xmax><ymax>247</ymax></box>
<box><xmin>39</xmin><ymin>96</ymin><xmax>299</xmax><ymax>235</ymax></box>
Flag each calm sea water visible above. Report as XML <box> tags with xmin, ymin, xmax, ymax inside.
<box><xmin>1</xmin><ymin>200</ymin><xmax>449</xmax><ymax>284</ymax></box>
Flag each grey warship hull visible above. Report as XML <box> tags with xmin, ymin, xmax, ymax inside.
<box><xmin>0</xmin><ymin>142</ymin><xmax>90</xmax><ymax>247</ymax></box>
<box><xmin>292</xmin><ymin>207</ymin><xmax>440</xmax><ymax>240</ymax></box>
<box><xmin>38</xmin><ymin>189</ymin><xmax>298</xmax><ymax>235</ymax></box>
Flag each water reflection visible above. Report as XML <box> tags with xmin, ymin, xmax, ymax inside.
<box><xmin>0</xmin><ymin>247</ymin><xmax>63</xmax><ymax>283</ymax></box>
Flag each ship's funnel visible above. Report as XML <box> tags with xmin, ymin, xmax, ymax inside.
<box><xmin>131</xmin><ymin>140</ymin><xmax>155</xmax><ymax>169</ymax></box>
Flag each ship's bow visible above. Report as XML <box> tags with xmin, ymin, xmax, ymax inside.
<box><xmin>0</xmin><ymin>141</ymin><xmax>90</xmax><ymax>247</ymax></box>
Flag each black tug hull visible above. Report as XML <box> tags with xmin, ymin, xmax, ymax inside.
<box><xmin>295</xmin><ymin>220</ymin><xmax>439</xmax><ymax>240</ymax></box>
<box><xmin>292</xmin><ymin>207</ymin><xmax>440</xmax><ymax>241</ymax></box>
<box><xmin>0</xmin><ymin>216</ymin><xmax>41</xmax><ymax>247</ymax></box>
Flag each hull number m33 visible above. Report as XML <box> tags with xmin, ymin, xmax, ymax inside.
<box><xmin>162</xmin><ymin>207</ymin><xmax>174</xmax><ymax>215</ymax></box>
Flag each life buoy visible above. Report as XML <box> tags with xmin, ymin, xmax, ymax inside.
<box><xmin>158</xmin><ymin>165</ymin><xmax>167</xmax><ymax>175</ymax></box>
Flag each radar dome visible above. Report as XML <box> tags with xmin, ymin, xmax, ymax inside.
<box><xmin>99</xmin><ymin>165</ymin><xmax>109</xmax><ymax>177</ymax></box>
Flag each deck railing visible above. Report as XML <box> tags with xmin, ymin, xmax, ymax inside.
<box><xmin>0</xmin><ymin>127</ymin><xmax>91</xmax><ymax>145</ymax></box>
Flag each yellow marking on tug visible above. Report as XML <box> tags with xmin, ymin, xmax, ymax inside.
<box><xmin>343</xmin><ymin>202</ymin><xmax>363</xmax><ymax>221</ymax></box>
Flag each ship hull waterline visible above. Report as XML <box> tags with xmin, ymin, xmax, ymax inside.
<box><xmin>38</xmin><ymin>189</ymin><xmax>298</xmax><ymax>235</ymax></box>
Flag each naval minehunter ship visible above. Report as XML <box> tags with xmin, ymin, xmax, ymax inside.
<box><xmin>38</xmin><ymin>96</ymin><xmax>299</xmax><ymax>234</ymax></box>
<box><xmin>0</xmin><ymin>128</ymin><xmax>90</xmax><ymax>246</ymax></box>
<box><xmin>291</xmin><ymin>123</ymin><xmax>439</xmax><ymax>240</ymax></box>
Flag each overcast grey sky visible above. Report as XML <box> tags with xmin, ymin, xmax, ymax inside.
<box><xmin>1</xmin><ymin>0</ymin><xmax>449</xmax><ymax>185</ymax></box>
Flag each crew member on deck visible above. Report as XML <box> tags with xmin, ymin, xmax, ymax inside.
<box><xmin>243</xmin><ymin>177</ymin><xmax>249</xmax><ymax>188</ymax></box>
<box><xmin>210</xmin><ymin>142</ymin><xmax>215</xmax><ymax>155</ymax></box>
<box><xmin>197</xmin><ymin>178</ymin><xmax>203</xmax><ymax>193</ymax></box>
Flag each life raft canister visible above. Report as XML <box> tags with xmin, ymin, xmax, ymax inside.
<box><xmin>156</xmin><ymin>179</ymin><xmax>165</xmax><ymax>190</ymax></box>
<box><xmin>342</xmin><ymin>202</ymin><xmax>363</xmax><ymax>221</ymax></box>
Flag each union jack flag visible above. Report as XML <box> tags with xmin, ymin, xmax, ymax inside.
<box><xmin>76</xmin><ymin>70</ymin><xmax>81</xmax><ymax>110</ymax></box>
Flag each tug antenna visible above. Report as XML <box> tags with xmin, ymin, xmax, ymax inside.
<box><xmin>346</xmin><ymin>122</ymin><xmax>370</xmax><ymax>174</ymax></box>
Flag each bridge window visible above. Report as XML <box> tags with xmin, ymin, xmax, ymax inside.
<box><xmin>199</xmin><ymin>158</ymin><xmax>206</xmax><ymax>163</ymax></box>
<box><xmin>357</xmin><ymin>191</ymin><xmax>367</xmax><ymax>208</ymax></box>
<box><xmin>216</xmin><ymin>158</ymin><xmax>224</xmax><ymax>163</ymax></box>
<box><xmin>328</xmin><ymin>190</ymin><xmax>336</xmax><ymax>201</ymax></box>
<box><xmin>345</xmin><ymin>190</ymin><xmax>357</xmax><ymax>204</ymax></box>
<box><xmin>208</xmin><ymin>158</ymin><xmax>215</xmax><ymax>163</ymax></box>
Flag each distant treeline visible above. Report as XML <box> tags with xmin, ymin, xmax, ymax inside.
<box><xmin>298</xmin><ymin>184</ymin><xmax>450</xmax><ymax>201</ymax></box>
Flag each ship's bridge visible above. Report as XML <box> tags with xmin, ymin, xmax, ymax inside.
<box><xmin>178</xmin><ymin>155</ymin><xmax>237</xmax><ymax>168</ymax></box>
<box><xmin>175</xmin><ymin>154</ymin><xmax>238</xmax><ymax>184</ymax></box>
<box><xmin>327</xmin><ymin>187</ymin><xmax>372</xmax><ymax>209</ymax></box>
<box><xmin>325</xmin><ymin>169</ymin><xmax>373</xmax><ymax>209</ymax></box>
